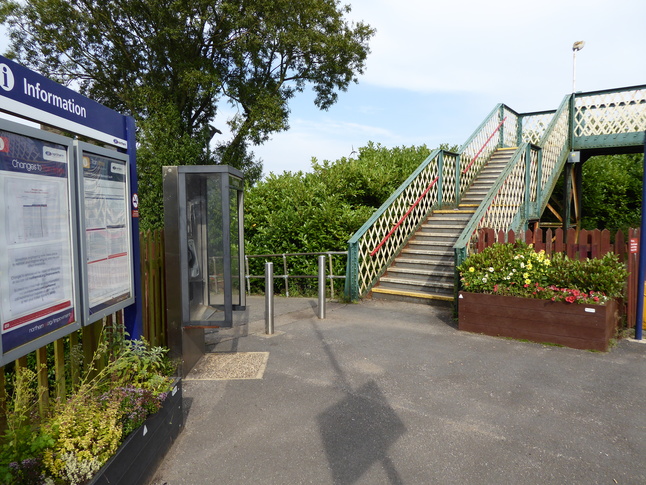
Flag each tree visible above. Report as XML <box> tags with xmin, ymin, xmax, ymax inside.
<box><xmin>1</xmin><ymin>0</ymin><xmax>374</xmax><ymax>228</ymax></box>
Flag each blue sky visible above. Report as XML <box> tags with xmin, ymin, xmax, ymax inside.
<box><xmin>239</xmin><ymin>0</ymin><xmax>646</xmax><ymax>177</ymax></box>
<box><xmin>2</xmin><ymin>0</ymin><xmax>645</xmax><ymax>178</ymax></box>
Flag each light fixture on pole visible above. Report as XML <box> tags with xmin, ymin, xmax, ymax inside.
<box><xmin>572</xmin><ymin>40</ymin><xmax>585</xmax><ymax>92</ymax></box>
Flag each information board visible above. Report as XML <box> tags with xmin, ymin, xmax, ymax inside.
<box><xmin>77</xmin><ymin>142</ymin><xmax>134</xmax><ymax>323</ymax></box>
<box><xmin>0</xmin><ymin>55</ymin><xmax>141</xmax><ymax>364</ymax></box>
<box><xmin>0</xmin><ymin>119</ymin><xmax>80</xmax><ymax>360</ymax></box>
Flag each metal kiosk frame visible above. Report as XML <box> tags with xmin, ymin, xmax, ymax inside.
<box><xmin>163</xmin><ymin>165</ymin><xmax>245</xmax><ymax>376</ymax></box>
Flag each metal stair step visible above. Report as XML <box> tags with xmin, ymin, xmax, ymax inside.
<box><xmin>394</xmin><ymin>258</ymin><xmax>454</xmax><ymax>270</ymax></box>
<box><xmin>406</xmin><ymin>239</ymin><xmax>456</xmax><ymax>248</ymax></box>
<box><xmin>378</xmin><ymin>276</ymin><xmax>455</xmax><ymax>293</ymax></box>
<box><xmin>388</xmin><ymin>266</ymin><xmax>453</xmax><ymax>277</ymax></box>
<box><xmin>371</xmin><ymin>287</ymin><xmax>454</xmax><ymax>303</ymax></box>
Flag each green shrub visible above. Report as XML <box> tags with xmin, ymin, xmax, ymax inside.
<box><xmin>458</xmin><ymin>242</ymin><xmax>627</xmax><ymax>304</ymax></box>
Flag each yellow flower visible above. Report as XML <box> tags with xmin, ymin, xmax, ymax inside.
<box><xmin>469</xmin><ymin>267</ymin><xmax>475</xmax><ymax>272</ymax></box>
<box><xmin>525</xmin><ymin>279</ymin><xmax>531</xmax><ymax>284</ymax></box>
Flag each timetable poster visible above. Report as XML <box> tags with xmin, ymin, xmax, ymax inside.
<box><xmin>82</xmin><ymin>152</ymin><xmax>132</xmax><ymax>314</ymax></box>
<box><xmin>0</xmin><ymin>130</ymin><xmax>76</xmax><ymax>353</ymax></box>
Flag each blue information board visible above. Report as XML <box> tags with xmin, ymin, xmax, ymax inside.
<box><xmin>0</xmin><ymin>55</ymin><xmax>141</xmax><ymax>364</ymax></box>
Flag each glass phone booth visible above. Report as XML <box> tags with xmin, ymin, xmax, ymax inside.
<box><xmin>163</xmin><ymin>166</ymin><xmax>245</xmax><ymax>376</ymax></box>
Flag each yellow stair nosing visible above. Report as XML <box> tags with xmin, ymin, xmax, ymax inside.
<box><xmin>498</xmin><ymin>147</ymin><xmax>518</xmax><ymax>150</ymax></box>
<box><xmin>434</xmin><ymin>209</ymin><xmax>475</xmax><ymax>214</ymax></box>
<box><xmin>371</xmin><ymin>287</ymin><xmax>454</xmax><ymax>302</ymax></box>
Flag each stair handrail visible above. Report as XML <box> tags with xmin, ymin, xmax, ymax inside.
<box><xmin>344</xmin><ymin>149</ymin><xmax>448</xmax><ymax>300</ymax></box>
<box><xmin>344</xmin><ymin>104</ymin><xmax>519</xmax><ymax>300</ymax></box>
<box><xmin>457</xmin><ymin>104</ymin><xmax>520</xmax><ymax>198</ymax></box>
<box><xmin>454</xmin><ymin>94</ymin><xmax>573</xmax><ymax>267</ymax></box>
<box><xmin>461</xmin><ymin>117</ymin><xmax>508</xmax><ymax>175</ymax></box>
<box><xmin>369</xmin><ymin>175</ymin><xmax>440</xmax><ymax>257</ymax></box>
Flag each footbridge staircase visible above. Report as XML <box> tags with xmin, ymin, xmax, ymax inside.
<box><xmin>344</xmin><ymin>85</ymin><xmax>646</xmax><ymax>304</ymax></box>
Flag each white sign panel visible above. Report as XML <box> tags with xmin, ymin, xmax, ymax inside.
<box><xmin>80</xmin><ymin>148</ymin><xmax>133</xmax><ymax>318</ymax></box>
<box><xmin>0</xmin><ymin>128</ymin><xmax>76</xmax><ymax>353</ymax></box>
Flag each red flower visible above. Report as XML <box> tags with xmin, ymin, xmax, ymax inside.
<box><xmin>565</xmin><ymin>296</ymin><xmax>576</xmax><ymax>303</ymax></box>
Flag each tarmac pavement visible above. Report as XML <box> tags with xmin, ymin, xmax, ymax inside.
<box><xmin>150</xmin><ymin>296</ymin><xmax>646</xmax><ymax>485</ymax></box>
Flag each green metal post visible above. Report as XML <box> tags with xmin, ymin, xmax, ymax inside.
<box><xmin>344</xmin><ymin>240</ymin><xmax>359</xmax><ymax>301</ymax></box>
<box><xmin>568</xmin><ymin>94</ymin><xmax>575</xmax><ymax>151</ymax></box>
<box><xmin>455</xmin><ymin>155</ymin><xmax>461</xmax><ymax>205</ymax></box>
<box><xmin>535</xmin><ymin>149</ymin><xmax>543</xmax><ymax>219</ymax></box>
<box><xmin>524</xmin><ymin>144</ymin><xmax>532</xmax><ymax>222</ymax></box>
<box><xmin>454</xmin><ymin>246</ymin><xmax>467</xmax><ymax>303</ymax></box>
<box><xmin>563</xmin><ymin>163</ymin><xmax>573</xmax><ymax>236</ymax></box>
<box><xmin>499</xmin><ymin>105</ymin><xmax>505</xmax><ymax>148</ymax></box>
<box><xmin>438</xmin><ymin>151</ymin><xmax>444</xmax><ymax>207</ymax></box>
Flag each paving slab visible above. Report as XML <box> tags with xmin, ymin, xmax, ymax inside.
<box><xmin>150</xmin><ymin>297</ymin><xmax>646</xmax><ymax>485</ymax></box>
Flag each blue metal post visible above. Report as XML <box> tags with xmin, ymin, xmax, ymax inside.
<box><xmin>124</xmin><ymin>115</ymin><xmax>143</xmax><ymax>339</ymax></box>
<box><xmin>635</xmin><ymin>132</ymin><xmax>646</xmax><ymax>340</ymax></box>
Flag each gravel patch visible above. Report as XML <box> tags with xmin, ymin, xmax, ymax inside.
<box><xmin>185</xmin><ymin>352</ymin><xmax>269</xmax><ymax>380</ymax></box>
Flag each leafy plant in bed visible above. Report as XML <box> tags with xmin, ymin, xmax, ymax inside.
<box><xmin>456</xmin><ymin>242</ymin><xmax>627</xmax><ymax>351</ymax></box>
<box><xmin>0</xmin><ymin>333</ymin><xmax>176</xmax><ymax>485</ymax></box>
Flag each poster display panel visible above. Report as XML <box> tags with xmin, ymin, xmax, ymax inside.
<box><xmin>0</xmin><ymin>121</ymin><xmax>79</xmax><ymax>361</ymax></box>
<box><xmin>77</xmin><ymin>142</ymin><xmax>133</xmax><ymax>322</ymax></box>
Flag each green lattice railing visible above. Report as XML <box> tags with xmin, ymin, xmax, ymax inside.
<box><xmin>454</xmin><ymin>94</ymin><xmax>572</xmax><ymax>266</ymax></box>
<box><xmin>344</xmin><ymin>104</ymin><xmax>516</xmax><ymax>300</ymax></box>
<box><xmin>454</xmin><ymin>85</ymin><xmax>646</xmax><ymax>267</ymax></box>
<box><xmin>345</xmin><ymin>85</ymin><xmax>646</xmax><ymax>301</ymax></box>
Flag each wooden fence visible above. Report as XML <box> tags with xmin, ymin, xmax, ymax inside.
<box><xmin>0</xmin><ymin>229</ymin><xmax>167</xmax><ymax>423</ymax></box>
<box><xmin>140</xmin><ymin>229</ymin><xmax>167</xmax><ymax>347</ymax></box>
<box><xmin>474</xmin><ymin>227</ymin><xmax>640</xmax><ymax>328</ymax></box>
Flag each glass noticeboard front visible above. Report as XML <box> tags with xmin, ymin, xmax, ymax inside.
<box><xmin>0</xmin><ymin>120</ymin><xmax>80</xmax><ymax>363</ymax></box>
<box><xmin>76</xmin><ymin>142</ymin><xmax>134</xmax><ymax>323</ymax></box>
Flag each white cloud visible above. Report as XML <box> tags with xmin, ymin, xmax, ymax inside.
<box><xmin>348</xmin><ymin>0</ymin><xmax>645</xmax><ymax>102</ymax></box>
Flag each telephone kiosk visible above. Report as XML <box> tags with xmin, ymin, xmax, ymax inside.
<box><xmin>163</xmin><ymin>166</ymin><xmax>245</xmax><ymax>376</ymax></box>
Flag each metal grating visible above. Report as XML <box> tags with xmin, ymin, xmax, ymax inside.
<box><xmin>574</xmin><ymin>86</ymin><xmax>646</xmax><ymax>138</ymax></box>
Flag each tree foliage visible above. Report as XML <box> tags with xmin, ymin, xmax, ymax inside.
<box><xmin>1</xmin><ymin>0</ymin><xmax>374</xmax><ymax>228</ymax></box>
<box><xmin>580</xmin><ymin>153</ymin><xmax>643</xmax><ymax>232</ymax></box>
<box><xmin>244</xmin><ymin>142</ymin><xmax>433</xmax><ymax>294</ymax></box>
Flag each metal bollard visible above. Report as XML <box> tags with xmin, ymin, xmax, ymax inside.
<box><xmin>318</xmin><ymin>255</ymin><xmax>326</xmax><ymax>319</ymax></box>
<box><xmin>265</xmin><ymin>262</ymin><xmax>274</xmax><ymax>334</ymax></box>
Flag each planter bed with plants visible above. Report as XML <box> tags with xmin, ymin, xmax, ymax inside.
<box><xmin>458</xmin><ymin>292</ymin><xmax>618</xmax><ymax>351</ymax></box>
<box><xmin>88</xmin><ymin>378</ymin><xmax>182</xmax><ymax>485</ymax></box>
<box><xmin>1</xmin><ymin>334</ymin><xmax>180</xmax><ymax>485</ymax></box>
<box><xmin>457</xmin><ymin>242</ymin><xmax>627</xmax><ymax>351</ymax></box>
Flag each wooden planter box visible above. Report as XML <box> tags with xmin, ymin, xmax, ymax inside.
<box><xmin>458</xmin><ymin>292</ymin><xmax>619</xmax><ymax>351</ymax></box>
<box><xmin>88</xmin><ymin>378</ymin><xmax>183</xmax><ymax>485</ymax></box>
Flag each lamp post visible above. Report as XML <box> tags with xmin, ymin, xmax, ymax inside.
<box><xmin>572</xmin><ymin>40</ymin><xmax>585</xmax><ymax>92</ymax></box>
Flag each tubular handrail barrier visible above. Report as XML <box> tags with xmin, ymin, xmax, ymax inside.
<box><xmin>245</xmin><ymin>251</ymin><xmax>347</xmax><ymax>298</ymax></box>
